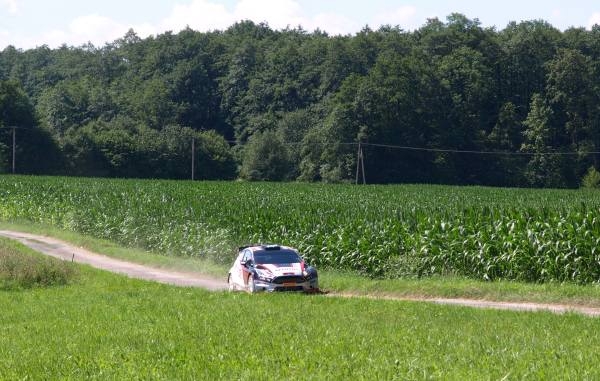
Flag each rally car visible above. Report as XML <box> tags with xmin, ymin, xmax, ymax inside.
<box><xmin>227</xmin><ymin>244</ymin><xmax>319</xmax><ymax>293</ymax></box>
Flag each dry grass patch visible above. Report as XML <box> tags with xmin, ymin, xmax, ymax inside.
<box><xmin>0</xmin><ymin>238</ymin><xmax>76</xmax><ymax>289</ymax></box>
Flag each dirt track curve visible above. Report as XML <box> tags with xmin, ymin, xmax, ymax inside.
<box><xmin>0</xmin><ymin>230</ymin><xmax>227</xmax><ymax>291</ymax></box>
<box><xmin>2</xmin><ymin>230</ymin><xmax>599</xmax><ymax>317</ymax></box>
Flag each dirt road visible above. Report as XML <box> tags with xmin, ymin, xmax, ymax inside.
<box><xmin>0</xmin><ymin>230</ymin><xmax>227</xmax><ymax>291</ymax></box>
<box><xmin>2</xmin><ymin>230</ymin><xmax>599</xmax><ymax>317</ymax></box>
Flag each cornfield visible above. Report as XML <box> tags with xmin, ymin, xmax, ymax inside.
<box><xmin>2</xmin><ymin>176</ymin><xmax>600</xmax><ymax>283</ymax></box>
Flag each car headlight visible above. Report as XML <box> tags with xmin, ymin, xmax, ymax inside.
<box><xmin>255</xmin><ymin>271</ymin><xmax>273</xmax><ymax>282</ymax></box>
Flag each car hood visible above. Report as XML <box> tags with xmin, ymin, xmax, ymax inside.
<box><xmin>255</xmin><ymin>263</ymin><xmax>303</xmax><ymax>277</ymax></box>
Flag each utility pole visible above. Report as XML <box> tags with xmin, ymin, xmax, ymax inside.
<box><xmin>191</xmin><ymin>138</ymin><xmax>195</xmax><ymax>181</ymax></box>
<box><xmin>355</xmin><ymin>141</ymin><xmax>366</xmax><ymax>185</ymax></box>
<box><xmin>11</xmin><ymin>127</ymin><xmax>15</xmax><ymax>174</ymax></box>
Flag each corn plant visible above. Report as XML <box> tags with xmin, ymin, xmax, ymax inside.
<box><xmin>2</xmin><ymin>176</ymin><xmax>600</xmax><ymax>283</ymax></box>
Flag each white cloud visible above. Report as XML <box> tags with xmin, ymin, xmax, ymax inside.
<box><xmin>161</xmin><ymin>0</ymin><xmax>234</xmax><ymax>32</ymax></box>
<box><xmin>4</xmin><ymin>0</ymin><xmax>372</xmax><ymax>49</ymax></box>
<box><xmin>38</xmin><ymin>16</ymin><xmax>117</xmax><ymax>47</ymax></box>
<box><xmin>161</xmin><ymin>0</ymin><xmax>307</xmax><ymax>32</ymax></box>
<box><xmin>589</xmin><ymin>12</ymin><xmax>600</xmax><ymax>29</ymax></box>
<box><xmin>308</xmin><ymin>13</ymin><xmax>357</xmax><ymax>35</ymax></box>
<box><xmin>10</xmin><ymin>14</ymin><xmax>157</xmax><ymax>49</ymax></box>
<box><xmin>373</xmin><ymin>5</ymin><xmax>419</xmax><ymax>30</ymax></box>
<box><xmin>0</xmin><ymin>29</ymin><xmax>10</xmax><ymax>49</ymax></box>
<box><xmin>234</xmin><ymin>0</ymin><xmax>303</xmax><ymax>29</ymax></box>
<box><xmin>1</xmin><ymin>0</ymin><xmax>18</xmax><ymax>14</ymax></box>
<box><xmin>159</xmin><ymin>0</ymin><xmax>354</xmax><ymax>35</ymax></box>
<box><xmin>68</xmin><ymin>14</ymin><xmax>128</xmax><ymax>45</ymax></box>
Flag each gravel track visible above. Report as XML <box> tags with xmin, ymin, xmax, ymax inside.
<box><xmin>2</xmin><ymin>230</ymin><xmax>599</xmax><ymax>317</ymax></box>
<box><xmin>0</xmin><ymin>230</ymin><xmax>227</xmax><ymax>290</ymax></box>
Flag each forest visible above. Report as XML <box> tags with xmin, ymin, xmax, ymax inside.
<box><xmin>1</xmin><ymin>13</ymin><xmax>600</xmax><ymax>187</ymax></box>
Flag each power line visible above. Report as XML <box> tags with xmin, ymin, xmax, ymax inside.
<box><xmin>359</xmin><ymin>142</ymin><xmax>600</xmax><ymax>156</ymax></box>
<box><xmin>0</xmin><ymin>126</ymin><xmax>36</xmax><ymax>130</ymax></box>
<box><xmin>2</xmin><ymin>127</ymin><xmax>595</xmax><ymax>157</ymax></box>
<box><xmin>225</xmin><ymin>138</ymin><xmax>600</xmax><ymax>157</ymax></box>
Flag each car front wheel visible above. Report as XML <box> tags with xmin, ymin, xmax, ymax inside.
<box><xmin>228</xmin><ymin>274</ymin><xmax>235</xmax><ymax>292</ymax></box>
<box><xmin>247</xmin><ymin>274</ymin><xmax>256</xmax><ymax>293</ymax></box>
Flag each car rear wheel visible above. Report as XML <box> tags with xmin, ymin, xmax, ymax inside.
<box><xmin>227</xmin><ymin>274</ymin><xmax>235</xmax><ymax>292</ymax></box>
<box><xmin>248</xmin><ymin>274</ymin><xmax>256</xmax><ymax>293</ymax></box>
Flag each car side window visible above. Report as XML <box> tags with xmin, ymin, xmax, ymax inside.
<box><xmin>242</xmin><ymin>250</ymin><xmax>252</xmax><ymax>263</ymax></box>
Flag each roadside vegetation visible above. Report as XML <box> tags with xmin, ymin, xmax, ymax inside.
<box><xmin>3</xmin><ymin>176</ymin><xmax>600</xmax><ymax>284</ymax></box>
<box><xmin>3</xmin><ymin>175</ymin><xmax>600</xmax><ymax>305</ymax></box>
<box><xmin>7</xmin><ymin>221</ymin><xmax>600</xmax><ymax>307</ymax></box>
<box><xmin>0</xmin><ymin>237</ymin><xmax>75</xmax><ymax>290</ymax></box>
<box><xmin>1</xmin><ymin>251</ymin><xmax>600</xmax><ymax>379</ymax></box>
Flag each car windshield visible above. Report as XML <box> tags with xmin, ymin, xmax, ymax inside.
<box><xmin>254</xmin><ymin>250</ymin><xmax>301</xmax><ymax>264</ymax></box>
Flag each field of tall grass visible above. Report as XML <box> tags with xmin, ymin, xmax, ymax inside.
<box><xmin>1</xmin><ymin>175</ymin><xmax>600</xmax><ymax>283</ymax></box>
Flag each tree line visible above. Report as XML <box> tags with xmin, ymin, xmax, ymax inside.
<box><xmin>1</xmin><ymin>14</ymin><xmax>600</xmax><ymax>187</ymax></box>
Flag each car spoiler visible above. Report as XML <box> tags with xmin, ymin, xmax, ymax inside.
<box><xmin>238</xmin><ymin>244</ymin><xmax>282</xmax><ymax>251</ymax></box>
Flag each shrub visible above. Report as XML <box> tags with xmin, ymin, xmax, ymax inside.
<box><xmin>581</xmin><ymin>166</ymin><xmax>600</xmax><ymax>189</ymax></box>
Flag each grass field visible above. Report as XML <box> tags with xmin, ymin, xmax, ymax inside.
<box><xmin>2</xmin><ymin>176</ymin><xmax>600</xmax><ymax>283</ymax></box>
<box><xmin>2</xmin><ymin>239</ymin><xmax>600</xmax><ymax>380</ymax></box>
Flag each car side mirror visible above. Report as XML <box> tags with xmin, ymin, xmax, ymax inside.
<box><xmin>240</xmin><ymin>260</ymin><xmax>253</xmax><ymax>267</ymax></box>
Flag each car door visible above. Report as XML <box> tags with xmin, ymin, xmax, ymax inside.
<box><xmin>231</xmin><ymin>251</ymin><xmax>246</xmax><ymax>287</ymax></box>
<box><xmin>240</xmin><ymin>249</ymin><xmax>253</xmax><ymax>286</ymax></box>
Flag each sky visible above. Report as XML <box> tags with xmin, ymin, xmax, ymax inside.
<box><xmin>1</xmin><ymin>0</ymin><xmax>600</xmax><ymax>50</ymax></box>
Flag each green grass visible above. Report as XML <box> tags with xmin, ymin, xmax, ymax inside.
<box><xmin>324</xmin><ymin>271</ymin><xmax>600</xmax><ymax>307</ymax></box>
<box><xmin>1</xmin><ymin>241</ymin><xmax>600</xmax><ymax>379</ymax></box>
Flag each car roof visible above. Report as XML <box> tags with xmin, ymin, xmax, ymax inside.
<box><xmin>239</xmin><ymin>244</ymin><xmax>297</xmax><ymax>253</ymax></box>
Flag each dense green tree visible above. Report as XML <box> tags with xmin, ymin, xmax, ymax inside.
<box><xmin>239</xmin><ymin>129</ymin><xmax>293</xmax><ymax>181</ymax></box>
<box><xmin>497</xmin><ymin>20</ymin><xmax>562</xmax><ymax>115</ymax></box>
<box><xmin>488</xmin><ymin>102</ymin><xmax>521</xmax><ymax>150</ymax></box>
<box><xmin>37</xmin><ymin>77</ymin><xmax>116</xmax><ymax>136</ymax></box>
<box><xmin>546</xmin><ymin>49</ymin><xmax>597</xmax><ymax>149</ymax></box>
<box><xmin>1</xmin><ymin>15</ymin><xmax>600</xmax><ymax>186</ymax></box>
<box><xmin>521</xmin><ymin>93</ymin><xmax>567</xmax><ymax>187</ymax></box>
<box><xmin>0</xmin><ymin>80</ymin><xmax>59</xmax><ymax>173</ymax></box>
<box><xmin>485</xmin><ymin>102</ymin><xmax>527</xmax><ymax>185</ymax></box>
<box><xmin>0</xmin><ymin>80</ymin><xmax>36</xmax><ymax>127</ymax></box>
<box><xmin>435</xmin><ymin>46</ymin><xmax>494</xmax><ymax>183</ymax></box>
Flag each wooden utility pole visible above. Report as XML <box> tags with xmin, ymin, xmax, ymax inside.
<box><xmin>11</xmin><ymin>127</ymin><xmax>15</xmax><ymax>174</ymax></box>
<box><xmin>355</xmin><ymin>142</ymin><xmax>366</xmax><ymax>185</ymax></box>
<box><xmin>360</xmin><ymin>144</ymin><xmax>366</xmax><ymax>184</ymax></box>
<box><xmin>191</xmin><ymin>138</ymin><xmax>195</xmax><ymax>181</ymax></box>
